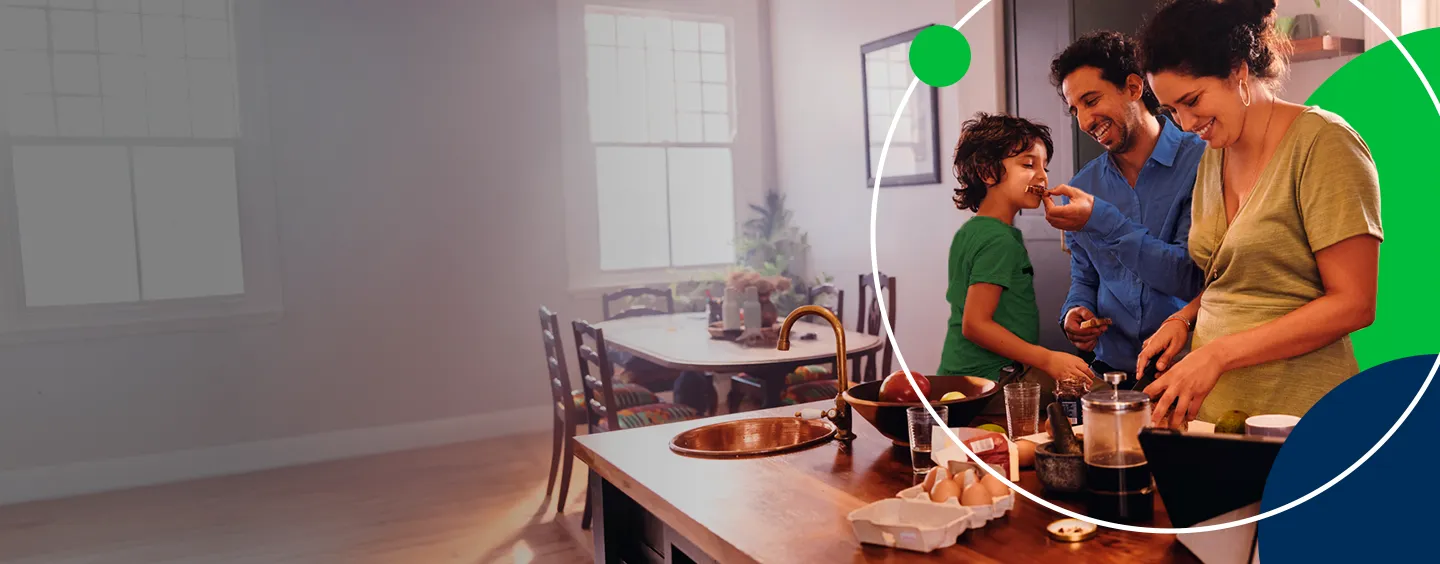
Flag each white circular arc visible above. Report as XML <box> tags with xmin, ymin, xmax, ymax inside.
<box><xmin>870</xmin><ymin>0</ymin><xmax>1440</xmax><ymax>535</ymax></box>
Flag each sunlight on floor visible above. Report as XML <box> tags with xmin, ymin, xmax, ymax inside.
<box><xmin>510</xmin><ymin>540</ymin><xmax>535</xmax><ymax>564</ymax></box>
<box><xmin>471</xmin><ymin>463</ymin><xmax>589</xmax><ymax>562</ymax></box>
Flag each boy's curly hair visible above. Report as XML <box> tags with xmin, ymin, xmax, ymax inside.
<box><xmin>952</xmin><ymin>112</ymin><xmax>1053</xmax><ymax>212</ymax></box>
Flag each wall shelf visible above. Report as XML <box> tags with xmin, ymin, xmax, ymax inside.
<box><xmin>1289</xmin><ymin>35</ymin><xmax>1365</xmax><ymax>62</ymax></box>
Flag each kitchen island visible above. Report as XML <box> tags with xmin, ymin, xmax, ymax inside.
<box><xmin>574</xmin><ymin>401</ymin><xmax>1200</xmax><ymax>563</ymax></box>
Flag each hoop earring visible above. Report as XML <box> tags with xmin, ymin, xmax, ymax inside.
<box><xmin>1241</xmin><ymin>80</ymin><xmax>1252</xmax><ymax>107</ymax></box>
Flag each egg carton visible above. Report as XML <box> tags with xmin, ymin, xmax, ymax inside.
<box><xmin>849</xmin><ymin>463</ymin><xmax>1017</xmax><ymax>552</ymax></box>
<box><xmin>896</xmin><ymin>481</ymin><xmax>1015</xmax><ymax>530</ymax></box>
<box><xmin>847</xmin><ymin>498</ymin><xmax>974</xmax><ymax>553</ymax></box>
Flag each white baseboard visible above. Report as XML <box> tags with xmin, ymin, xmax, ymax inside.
<box><xmin>0</xmin><ymin>404</ymin><xmax>552</xmax><ymax>507</ymax></box>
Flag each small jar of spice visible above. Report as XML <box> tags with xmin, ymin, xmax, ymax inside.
<box><xmin>1054</xmin><ymin>377</ymin><xmax>1091</xmax><ymax>425</ymax></box>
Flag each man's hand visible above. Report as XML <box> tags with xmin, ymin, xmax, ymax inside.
<box><xmin>1063</xmin><ymin>306</ymin><xmax>1109</xmax><ymax>352</ymax></box>
<box><xmin>1042</xmin><ymin>185</ymin><xmax>1095</xmax><ymax>232</ymax></box>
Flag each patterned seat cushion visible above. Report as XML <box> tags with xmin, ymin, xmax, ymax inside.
<box><xmin>733</xmin><ymin>364</ymin><xmax>833</xmax><ymax>388</ymax></box>
<box><xmin>781</xmin><ymin>380</ymin><xmax>839</xmax><ymax>405</ymax></box>
<box><xmin>571</xmin><ymin>383</ymin><xmax>658</xmax><ymax>412</ymax></box>
<box><xmin>598</xmin><ymin>402</ymin><xmax>700</xmax><ymax>431</ymax></box>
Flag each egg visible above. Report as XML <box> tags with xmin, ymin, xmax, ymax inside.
<box><xmin>929</xmin><ymin>477</ymin><xmax>962</xmax><ymax>503</ymax></box>
<box><xmin>961</xmin><ymin>482</ymin><xmax>992</xmax><ymax>507</ymax></box>
<box><xmin>921</xmin><ymin>466</ymin><xmax>949</xmax><ymax>491</ymax></box>
<box><xmin>955</xmin><ymin>468</ymin><xmax>977</xmax><ymax>488</ymax></box>
<box><xmin>981</xmin><ymin>473</ymin><xmax>1009</xmax><ymax>497</ymax></box>
<box><xmin>1017</xmin><ymin>440</ymin><xmax>1037</xmax><ymax>468</ymax></box>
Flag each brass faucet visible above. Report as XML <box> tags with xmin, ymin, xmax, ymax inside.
<box><xmin>777</xmin><ymin>305</ymin><xmax>855</xmax><ymax>448</ymax></box>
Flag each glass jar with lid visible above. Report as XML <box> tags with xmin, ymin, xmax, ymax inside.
<box><xmin>1081</xmin><ymin>384</ymin><xmax>1155</xmax><ymax>522</ymax></box>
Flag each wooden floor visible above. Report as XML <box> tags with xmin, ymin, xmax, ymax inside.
<box><xmin>0</xmin><ymin>379</ymin><xmax>763</xmax><ymax>563</ymax></box>
<box><xmin>0</xmin><ymin>431</ymin><xmax>592</xmax><ymax>564</ymax></box>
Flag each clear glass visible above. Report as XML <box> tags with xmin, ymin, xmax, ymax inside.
<box><xmin>1003</xmin><ymin>381</ymin><xmax>1041</xmax><ymax>439</ymax></box>
<box><xmin>906</xmin><ymin>405</ymin><xmax>948</xmax><ymax>474</ymax></box>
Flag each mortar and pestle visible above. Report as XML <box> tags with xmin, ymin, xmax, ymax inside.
<box><xmin>1034</xmin><ymin>402</ymin><xmax>1086</xmax><ymax>494</ymax></box>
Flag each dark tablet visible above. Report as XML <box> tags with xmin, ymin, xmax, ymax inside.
<box><xmin>1137</xmin><ymin>428</ymin><xmax>1286</xmax><ymax>528</ymax></box>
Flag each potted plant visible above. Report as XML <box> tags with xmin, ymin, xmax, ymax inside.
<box><xmin>672</xmin><ymin>188</ymin><xmax>833</xmax><ymax>319</ymax></box>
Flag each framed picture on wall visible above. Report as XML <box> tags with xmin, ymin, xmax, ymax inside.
<box><xmin>861</xmin><ymin>25</ymin><xmax>943</xmax><ymax>188</ymax></box>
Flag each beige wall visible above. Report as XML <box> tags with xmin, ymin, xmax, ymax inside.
<box><xmin>0</xmin><ymin>0</ymin><xmax>590</xmax><ymax>502</ymax></box>
<box><xmin>770</xmin><ymin>0</ymin><xmax>1043</xmax><ymax>378</ymax></box>
<box><xmin>1278</xmin><ymin>0</ymin><xmax>1367</xmax><ymax>100</ymax></box>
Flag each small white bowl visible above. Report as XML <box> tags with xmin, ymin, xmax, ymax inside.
<box><xmin>1245</xmin><ymin>414</ymin><xmax>1300</xmax><ymax>438</ymax></box>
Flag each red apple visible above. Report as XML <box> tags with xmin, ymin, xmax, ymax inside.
<box><xmin>879</xmin><ymin>370</ymin><xmax>931</xmax><ymax>403</ymax></box>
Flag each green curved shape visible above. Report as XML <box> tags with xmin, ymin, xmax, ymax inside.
<box><xmin>1307</xmin><ymin>28</ymin><xmax>1440</xmax><ymax>369</ymax></box>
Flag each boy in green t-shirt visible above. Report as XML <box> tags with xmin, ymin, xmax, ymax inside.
<box><xmin>936</xmin><ymin>113</ymin><xmax>1093</xmax><ymax>384</ymax></box>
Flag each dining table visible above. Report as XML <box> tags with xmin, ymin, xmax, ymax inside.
<box><xmin>593</xmin><ymin>312</ymin><xmax>886</xmax><ymax>408</ymax></box>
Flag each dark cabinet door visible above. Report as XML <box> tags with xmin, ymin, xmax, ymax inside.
<box><xmin>1005</xmin><ymin>0</ymin><xmax>1077</xmax><ymax>181</ymax></box>
<box><xmin>1071</xmin><ymin>0</ymin><xmax>1163</xmax><ymax>168</ymax></box>
<box><xmin>1005</xmin><ymin>0</ymin><xmax>1164</xmax><ymax>178</ymax></box>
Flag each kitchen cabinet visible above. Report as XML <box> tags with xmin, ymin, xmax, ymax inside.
<box><xmin>1003</xmin><ymin>0</ymin><xmax>1163</xmax><ymax>181</ymax></box>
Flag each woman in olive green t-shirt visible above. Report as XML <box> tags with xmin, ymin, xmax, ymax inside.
<box><xmin>1137</xmin><ymin>1</ymin><xmax>1383</xmax><ymax>426</ymax></box>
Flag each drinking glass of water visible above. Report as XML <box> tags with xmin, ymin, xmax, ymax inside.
<box><xmin>1004</xmin><ymin>381</ymin><xmax>1041</xmax><ymax>439</ymax></box>
<box><xmin>907</xmin><ymin>405</ymin><xmax>948</xmax><ymax>475</ymax></box>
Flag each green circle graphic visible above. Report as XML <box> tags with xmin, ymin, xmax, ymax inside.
<box><xmin>1306</xmin><ymin>27</ymin><xmax>1440</xmax><ymax>369</ymax></box>
<box><xmin>908</xmin><ymin>25</ymin><xmax>971</xmax><ymax>88</ymax></box>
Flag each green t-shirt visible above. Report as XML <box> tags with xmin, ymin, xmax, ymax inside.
<box><xmin>936</xmin><ymin>216</ymin><xmax>1040</xmax><ymax>380</ymax></box>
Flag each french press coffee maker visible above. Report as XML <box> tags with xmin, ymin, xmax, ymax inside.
<box><xmin>1081</xmin><ymin>372</ymin><xmax>1155</xmax><ymax>523</ymax></box>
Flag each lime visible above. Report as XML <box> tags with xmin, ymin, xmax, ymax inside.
<box><xmin>1215</xmin><ymin>410</ymin><xmax>1250</xmax><ymax>434</ymax></box>
<box><xmin>977</xmin><ymin>423</ymin><xmax>1006</xmax><ymax>434</ymax></box>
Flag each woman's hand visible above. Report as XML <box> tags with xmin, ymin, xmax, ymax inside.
<box><xmin>1136</xmin><ymin>318</ymin><xmax>1189</xmax><ymax>373</ymax></box>
<box><xmin>1142</xmin><ymin>346</ymin><xmax>1226</xmax><ymax>429</ymax></box>
<box><xmin>1043</xmin><ymin>351</ymin><xmax>1095</xmax><ymax>385</ymax></box>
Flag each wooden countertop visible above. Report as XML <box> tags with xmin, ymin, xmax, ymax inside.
<box><xmin>574</xmin><ymin>402</ymin><xmax>1200</xmax><ymax>563</ymax></box>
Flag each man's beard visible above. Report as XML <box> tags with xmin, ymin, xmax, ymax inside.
<box><xmin>1106</xmin><ymin>105</ymin><xmax>1143</xmax><ymax>156</ymax></box>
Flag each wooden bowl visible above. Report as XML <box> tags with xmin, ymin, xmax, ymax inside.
<box><xmin>842</xmin><ymin>376</ymin><xmax>1002</xmax><ymax>446</ymax></box>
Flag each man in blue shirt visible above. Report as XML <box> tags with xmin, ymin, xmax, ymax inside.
<box><xmin>1042</xmin><ymin>31</ymin><xmax>1205</xmax><ymax>387</ymax></box>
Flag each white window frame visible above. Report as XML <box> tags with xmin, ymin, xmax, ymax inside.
<box><xmin>557</xmin><ymin>0</ymin><xmax>768</xmax><ymax>295</ymax></box>
<box><xmin>0</xmin><ymin>0</ymin><xmax>282</xmax><ymax>343</ymax></box>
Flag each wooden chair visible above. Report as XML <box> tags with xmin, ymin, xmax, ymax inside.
<box><xmin>601</xmin><ymin>287</ymin><xmax>680</xmax><ymax>393</ymax></box>
<box><xmin>573</xmin><ymin>318</ymin><xmax>700</xmax><ymax>529</ymax></box>
<box><xmin>602</xmin><ymin>287</ymin><xmax>674</xmax><ymax>320</ymax></box>
<box><xmin>600</xmin><ymin>286</ymin><xmax>721</xmax><ymax>416</ymax></box>
<box><xmin>538</xmin><ymin>307</ymin><xmax>658</xmax><ymax>519</ymax></box>
<box><xmin>538</xmin><ymin>307</ymin><xmax>580</xmax><ymax>517</ymax></box>
<box><xmin>853</xmin><ymin>272</ymin><xmax>897</xmax><ymax>384</ymax></box>
<box><xmin>725</xmin><ymin>282</ymin><xmax>848</xmax><ymax>413</ymax></box>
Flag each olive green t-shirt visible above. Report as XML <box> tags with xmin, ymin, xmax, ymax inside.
<box><xmin>1189</xmin><ymin>107</ymin><xmax>1383</xmax><ymax>421</ymax></box>
<box><xmin>936</xmin><ymin>216</ymin><xmax>1040</xmax><ymax>380</ymax></box>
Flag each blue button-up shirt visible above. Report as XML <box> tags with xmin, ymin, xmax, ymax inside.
<box><xmin>1060</xmin><ymin>116</ymin><xmax>1206</xmax><ymax>373</ymax></box>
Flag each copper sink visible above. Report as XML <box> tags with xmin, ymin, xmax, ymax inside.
<box><xmin>669</xmin><ymin>417</ymin><xmax>837</xmax><ymax>459</ymax></box>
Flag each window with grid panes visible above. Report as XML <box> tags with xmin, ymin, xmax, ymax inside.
<box><xmin>582</xmin><ymin>7</ymin><xmax>737</xmax><ymax>271</ymax></box>
<box><xmin>0</xmin><ymin>0</ymin><xmax>243</xmax><ymax>308</ymax></box>
<box><xmin>865</xmin><ymin>46</ymin><xmax>926</xmax><ymax>177</ymax></box>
